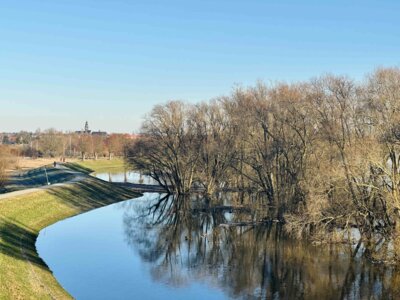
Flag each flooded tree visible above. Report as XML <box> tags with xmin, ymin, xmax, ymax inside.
<box><xmin>190</xmin><ymin>101</ymin><xmax>237</xmax><ymax>194</ymax></box>
<box><xmin>125</xmin><ymin>67</ymin><xmax>400</xmax><ymax>262</ymax></box>
<box><xmin>122</xmin><ymin>193</ymin><xmax>400</xmax><ymax>299</ymax></box>
<box><xmin>126</xmin><ymin>101</ymin><xmax>199</xmax><ymax>194</ymax></box>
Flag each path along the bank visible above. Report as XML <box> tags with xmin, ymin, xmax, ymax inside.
<box><xmin>0</xmin><ymin>164</ymin><xmax>85</xmax><ymax>200</ymax></box>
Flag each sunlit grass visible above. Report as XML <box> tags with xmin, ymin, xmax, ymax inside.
<box><xmin>71</xmin><ymin>158</ymin><xmax>126</xmax><ymax>173</ymax></box>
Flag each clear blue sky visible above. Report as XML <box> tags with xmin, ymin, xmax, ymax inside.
<box><xmin>1</xmin><ymin>0</ymin><xmax>399</xmax><ymax>133</ymax></box>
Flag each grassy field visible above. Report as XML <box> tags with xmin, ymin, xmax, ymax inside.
<box><xmin>70</xmin><ymin>158</ymin><xmax>126</xmax><ymax>173</ymax></box>
<box><xmin>0</xmin><ymin>161</ymin><xmax>140</xmax><ymax>299</ymax></box>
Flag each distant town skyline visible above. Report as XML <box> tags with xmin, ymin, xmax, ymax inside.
<box><xmin>1</xmin><ymin>0</ymin><xmax>400</xmax><ymax>132</ymax></box>
<box><xmin>0</xmin><ymin>121</ymin><xmax>135</xmax><ymax>134</ymax></box>
<box><xmin>0</xmin><ymin>121</ymin><xmax>132</xmax><ymax>134</ymax></box>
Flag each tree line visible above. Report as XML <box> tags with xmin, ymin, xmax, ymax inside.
<box><xmin>1</xmin><ymin>130</ymin><xmax>131</xmax><ymax>160</ymax></box>
<box><xmin>0</xmin><ymin>145</ymin><xmax>17</xmax><ymax>190</ymax></box>
<box><xmin>0</xmin><ymin>131</ymin><xmax>132</xmax><ymax>188</ymax></box>
<box><xmin>126</xmin><ymin>67</ymin><xmax>400</xmax><ymax>255</ymax></box>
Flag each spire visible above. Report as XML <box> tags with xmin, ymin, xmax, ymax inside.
<box><xmin>84</xmin><ymin>121</ymin><xmax>89</xmax><ymax>133</ymax></box>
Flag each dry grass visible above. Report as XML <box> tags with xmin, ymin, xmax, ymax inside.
<box><xmin>6</xmin><ymin>158</ymin><xmax>78</xmax><ymax>173</ymax></box>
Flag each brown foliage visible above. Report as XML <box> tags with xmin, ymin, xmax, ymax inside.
<box><xmin>0</xmin><ymin>146</ymin><xmax>17</xmax><ymax>188</ymax></box>
<box><xmin>126</xmin><ymin>68</ymin><xmax>400</xmax><ymax>260</ymax></box>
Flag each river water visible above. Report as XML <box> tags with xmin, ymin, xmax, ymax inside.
<box><xmin>36</xmin><ymin>173</ymin><xmax>400</xmax><ymax>299</ymax></box>
<box><xmin>92</xmin><ymin>170</ymin><xmax>156</xmax><ymax>185</ymax></box>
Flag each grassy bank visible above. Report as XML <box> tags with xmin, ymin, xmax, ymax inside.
<box><xmin>2</xmin><ymin>166</ymin><xmax>77</xmax><ymax>194</ymax></box>
<box><xmin>0</xmin><ymin>162</ymin><xmax>140</xmax><ymax>299</ymax></box>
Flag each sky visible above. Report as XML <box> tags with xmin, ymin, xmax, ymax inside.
<box><xmin>0</xmin><ymin>0</ymin><xmax>399</xmax><ymax>133</ymax></box>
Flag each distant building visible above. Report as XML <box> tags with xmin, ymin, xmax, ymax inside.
<box><xmin>75</xmin><ymin>130</ymin><xmax>91</xmax><ymax>135</ymax></box>
<box><xmin>92</xmin><ymin>131</ymin><xmax>107</xmax><ymax>137</ymax></box>
<box><xmin>75</xmin><ymin>121</ymin><xmax>107</xmax><ymax>136</ymax></box>
<box><xmin>116</xmin><ymin>133</ymin><xmax>141</xmax><ymax>140</ymax></box>
<box><xmin>75</xmin><ymin>121</ymin><xmax>93</xmax><ymax>135</ymax></box>
<box><xmin>1</xmin><ymin>133</ymin><xmax>16</xmax><ymax>144</ymax></box>
<box><xmin>84</xmin><ymin>121</ymin><xmax>90</xmax><ymax>133</ymax></box>
<box><xmin>127</xmin><ymin>134</ymin><xmax>141</xmax><ymax>139</ymax></box>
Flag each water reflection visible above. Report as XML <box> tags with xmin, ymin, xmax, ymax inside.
<box><xmin>122</xmin><ymin>193</ymin><xmax>400</xmax><ymax>300</ymax></box>
<box><xmin>94</xmin><ymin>171</ymin><xmax>156</xmax><ymax>184</ymax></box>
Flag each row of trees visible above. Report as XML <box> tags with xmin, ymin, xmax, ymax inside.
<box><xmin>0</xmin><ymin>146</ymin><xmax>17</xmax><ymax>189</ymax></box>
<box><xmin>3</xmin><ymin>130</ymin><xmax>131</xmax><ymax>160</ymax></box>
<box><xmin>126</xmin><ymin>67</ymin><xmax>400</xmax><ymax>255</ymax></box>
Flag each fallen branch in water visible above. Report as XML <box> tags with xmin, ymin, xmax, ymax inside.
<box><xmin>218</xmin><ymin>219</ymin><xmax>282</xmax><ymax>227</ymax></box>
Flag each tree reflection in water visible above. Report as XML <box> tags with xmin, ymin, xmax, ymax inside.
<box><xmin>121</xmin><ymin>193</ymin><xmax>400</xmax><ymax>300</ymax></box>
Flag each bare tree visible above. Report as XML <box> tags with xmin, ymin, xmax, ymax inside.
<box><xmin>105</xmin><ymin>134</ymin><xmax>126</xmax><ymax>160</ymax></box>
<box><xmin>0</xmin><ymin>146</ymin><xmax>16</xmax><ymax>189</ymax></box>
<box><xmin>124</xmin><ymin>68</ymin><xmax>400</xmax><ymax>261</ymax></box>
<box><xmin>39</xmin><ymin>129</ymin><xmax>63</xmax><ymax>157</ymax></box>
<box><xmin>127</xmin><ymin>101</ymin><xmax>199</xmax><ymax>194</ymax></box>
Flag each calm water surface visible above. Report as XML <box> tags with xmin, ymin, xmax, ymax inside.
<box><xmin>36</xmin><ymin>174</ymin><xmax>400</xmax><ymax>300</ymax></box>
<box><xmin>93</xmin><ymin>171</ymin><xmax>156</xmax><ymax>185</ymax></box>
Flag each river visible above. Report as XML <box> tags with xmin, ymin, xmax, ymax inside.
<box><xmin>36</xmin><ymin>172</ymin><xmax>400</xmax><ymax>299</ymax></box>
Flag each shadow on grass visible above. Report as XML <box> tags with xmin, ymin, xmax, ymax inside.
<box><xmin>63</xmin><ymin>163</ymin><xmax>93</xmax><ymax>175</ymax></box>
<box><xmin>0</xmin><ymin>219</ymin><xmax>48</xmax><ymax>270</ymax></box>
<box><xmin>0</xmin><ymin>176</ymin><xmax>140</xmax><ymax>275</ymax></box>
<box><xmin>2</xmin><ymin>167</ymin><xmax>76</xmax><ymax>193</ymax></box>
<box><xmin>47</xmin><ymin>178</ymin><xmax>141</xmax><ymax>211</ymax></box>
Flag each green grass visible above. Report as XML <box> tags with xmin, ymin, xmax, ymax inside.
<box><xmin>2</xmin><ymin>167</ymin><xmax>77</xmax><ymax>194</ymax></box>
<box><xmin>68</xmin><ymin>158</ymin><xmax>126</xmax><ymax>174</ymax></box>
<box><xmin>0</xmin><ymin>164</ymin><xmax>140</xmax><ymax>299</ymax></box>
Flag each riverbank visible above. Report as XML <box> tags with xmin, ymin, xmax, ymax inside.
<box><xmin>0</xmin><ymin>161</ymin><xmax>140</xmax><ymax>299</ymax></box>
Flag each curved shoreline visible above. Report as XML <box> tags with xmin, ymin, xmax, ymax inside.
<box><xmin>0</xmin><ymin>164</ymin><xmax>141</xmax><ymax>299</ymax></box>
